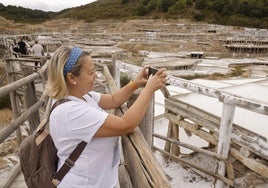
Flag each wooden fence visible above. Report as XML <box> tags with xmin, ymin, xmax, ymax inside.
<box><xmin>117</xmin><ymin>61</ymin><xmax>268</xmax><ymax>188</ymax></box>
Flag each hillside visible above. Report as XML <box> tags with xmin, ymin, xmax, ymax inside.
<box><xmin>0</xmin><ymin>0</ymin><xmax>268</xmax><ymax>28</ymax></box>
<box><xmin>0</xmin><ymin>3</ymin><xmax>55</xmax><ymax>23</ymax></box>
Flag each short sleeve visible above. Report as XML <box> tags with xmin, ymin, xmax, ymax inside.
<box><xmin>87</xmin><ymin>91</ymin><xmax>101</xmax><ymax>103</ymax></box>
<box><xmin>66</xmin><ymin>102</ymin><xmax>108</xmax><ymax>143</ymax></box>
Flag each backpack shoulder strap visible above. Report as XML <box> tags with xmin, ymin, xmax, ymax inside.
<box><xmin>52</xmin><ymin>141</ymin><xmax>87</xmax><ymax>186</ymax></box>
<box><xmin>49</xmin><ymin>99</ymin><xmax>71</xmax><ymax>116</ymax></box>
<box><xmin>50</xmin><ymin>98</ymin><xmax>87</xmax><ymax>186</ymax></box>
<box><xmin>36</xmin><ymin>99</ymin><xmax>71</xmax><ymax>135</ymax></box>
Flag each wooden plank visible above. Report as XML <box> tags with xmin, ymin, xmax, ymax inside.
<box><xmin>118</xmin><ymin>164</ymin><xmax>132</xmax><ymax>188</ymax></box>
<box><xmin>165</xmin><ymin>98</ymin><xmax>219</xmax><ymax>132</ymax></box>
<box><xmin>216</xmin><ymin>104</ymin><xmax>235</xmax><ymax>188</ymax></box>
<box><xmin>122</xmin><ymin>129</ymin><xmax>171</xmax><ymax>188</ymax></box>
<box><xmin>127</xmin><ymin>91</ymin><xmax>154</xmax><ymax>147</ymax></box>
<box><xmin>164</xmin><ymin>121</ymin><xmax>172</xmax><ymax>153</ymax></box>
<box><xmin>153</xmin><ymin>133</ymin><xmax>227</xmax><ymax>161</ymax></box>
<box><xmin>230</xmin><ymin>148</ymin><xmax>268</xmax><ymax>179</ymax></box>
<box><xmin>122</xmin><ymin>134</ymin><xmax>152</xmax><ymax>188</ymax></box>
<box><xmin>165</xmin><ymin>98</ymin><xmax>268</xmax><ymax>160</ymax></box>
<box><xmin>166</xmin><ymin>97</ymin><xmax>267</xmax><ymax>141</ymax></box>
<box><xmin>171</xmin><ymin>122</ymin><xmax>180</xmax><ymax>156</ymax></box>
<box><xmin>166</xmin><ymin>112</ymin><xmax>217</xmax><ymax>145</ymax></box>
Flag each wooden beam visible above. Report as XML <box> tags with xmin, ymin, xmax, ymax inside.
<box><xmin>0</xmin><ymin>94</ymin><xmax>48</xmax><ymax>144</ymax></box>
<box><xmin>230</xmin><ymin>148</ymin><xmax>268</xmax><ymax>179</ymax></box>
<box><xmin>216</xmin><ymin>104</ymin><xmax>235</xmax><ymax>188</ymax></box>
<box><xmin>0</xmin><ymin>60</ymin><xmax>48</xmax><ymax>96</ymax></box>
<box><xmin>153</xmin><ymin>133</ymin><xmax>227</xmax><ymax>161</ymax></box>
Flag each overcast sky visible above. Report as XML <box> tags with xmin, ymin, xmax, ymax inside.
<box><xmin>0</xmin><ymin>0</ymin><xmax>96</xmax><ymax>12</ymax></box>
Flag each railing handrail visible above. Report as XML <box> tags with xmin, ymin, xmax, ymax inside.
<box><xmin>0</xmin><ymin>59</ymin><xmax>48</xmax><ymax>96</ymax></box>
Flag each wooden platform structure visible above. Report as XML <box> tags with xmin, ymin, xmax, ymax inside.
<box><xmin>118</xmin><ymin>62</ymin><xmax>268</xmax><ymax>187</ymax></box>
<box><xmin>221</xmin><ymin>39</ymin><xmax>268</xmax><ymax>53</ymax></box>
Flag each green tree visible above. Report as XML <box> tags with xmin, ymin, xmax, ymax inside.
<box><xmin>160</xmin><ymin>0</ymin><xmax>176</xmax><ymax>12</ymax></box>
<box><xmin>195</xmin><ymin>0</ymin><xmax>208</xmax><ymax>10</ymax></box>
<box><xmin>168</xmin><ymin>0</ymin><xmax>187</xmax><ymax>14</ymax></box>
<box><xmin>121</xmin><ymin>0</ymin><xmax>131</xmax><ymax>4</ymax></box>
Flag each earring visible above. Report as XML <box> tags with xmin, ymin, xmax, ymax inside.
<box><xmin>73</xmin><ymin>82</ymin><xmax>77</xmax><ymax>85</ymax></box>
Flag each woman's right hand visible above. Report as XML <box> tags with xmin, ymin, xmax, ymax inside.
<box><xmin>145</xmin><ymin>68</ymin><xmax>167</xmax><ymax>92</ymax></box>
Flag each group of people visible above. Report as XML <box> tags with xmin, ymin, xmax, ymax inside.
<box><xmin>11</xmin><ymin>37</ymin><xmax>45</xmax><ymax>59</ymax></box>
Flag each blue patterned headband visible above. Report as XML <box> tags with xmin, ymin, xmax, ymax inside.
<box><xmin>63</xmin><ymin>47</ymin><xmax>83</xmax><ymax>76</ymax></box>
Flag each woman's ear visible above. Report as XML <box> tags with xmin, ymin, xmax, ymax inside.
<box><xmin>66</xmin><ymin>73</ymin><xmax>76</xmax><ymax>85</ymax></box>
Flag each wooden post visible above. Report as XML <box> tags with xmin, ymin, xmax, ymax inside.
<box><xmin>215</xmin><ymin>103</ymin><xmax>235</xmax><ymax>188</ymax></box>
<box><xmin>22</xmin><ymin>66</ymin><xmax>40</xmax><ymax>133</ymax></box>
<box><xmin>5</xmin><ymin>59</ymin><xmax>22</xmax><ymax>144</ymax></box>
<box><xmin>112</xmin><ymin>51</ymin><xmax>120</xmax><ymax>88</ymax></box>
<box><xmin>127</xmin><ymin>90</ymin><xmax>154</xmax><ymax>147</ymax></box>
<box><xmin>164</xmin><ymin>120</ymin><xmax>180</xmax><ymax>157</ymax></box>
<box><xmin>141</xmin><ymin>94</ymin><xmax>154</xmax><ymax>147</ymax></box>
<box><xmin>164</xmin><ymin>121</ymin><xmax>172</xmax><ymax>153</ymax></box>
<box><xmin>171</xmin><ymin>122</ymin><xmax>180</xmax><ymax>156</ymax></box>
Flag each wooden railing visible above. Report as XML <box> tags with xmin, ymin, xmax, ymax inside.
<box><xmin>117</xmin><ymin>61</ymin><xmax>268</xmax><ymax>188</ymax></box>
<box><xmin>0</xmin><ymin>57</ymin><xmax>49</xmax><ymax>187</ymax></box>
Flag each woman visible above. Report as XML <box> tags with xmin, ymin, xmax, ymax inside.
<box><xmin>45</xmin><ymin>46</ymin><xmax>167</xmax><ymax>188</ymax></box>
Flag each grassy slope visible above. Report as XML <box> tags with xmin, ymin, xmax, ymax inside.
<box><xmin>0</xmin><ymin>0</ymin><xmax>267</xmax><ymax>28</ymax></box>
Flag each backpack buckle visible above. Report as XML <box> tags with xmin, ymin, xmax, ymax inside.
<box><xmin>52</xmin><ymin>178</ymin><xmax>60</xmax><ymax>186</ymax></box>
<box><xmin>65</xmin><ymin>158</ymin><xmax>75</xmax><ymax>167</ymax></box>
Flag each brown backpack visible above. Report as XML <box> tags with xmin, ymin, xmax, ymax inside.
<box><xmin>19</xmin><ymin>99</ymin><xmax>87</xmax><ymax>188</ymax></box>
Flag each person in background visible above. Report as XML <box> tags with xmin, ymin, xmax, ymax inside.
<box><xmin>45</xmin><ymin>46</ymin><xmax>167</xmax><ymax>188</ymax></box>
<box><xmin>18</xmin><ymin>37</ymin><xmax>28</xmax><ymax>55</ymax></box>
<box><xmin>11</xmin><ymin>41</ymin><xmax>19</xmax><ymax>57</ymax></box>
<box><xmin>32</xmin><ymin>40</ymin><xmax>45</xmax><ymax>67</ymax></box>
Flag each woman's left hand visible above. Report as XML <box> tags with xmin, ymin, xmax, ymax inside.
<box><xmin>133</xmin><ymin>67</ymin><xmax>149</xmax><ymax>87</ymax></box>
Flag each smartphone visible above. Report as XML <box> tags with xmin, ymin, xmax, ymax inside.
<box><xmin>148</xmin><ymin>67</ymin><xmax>158</xmax><ymax>78</ymax></box>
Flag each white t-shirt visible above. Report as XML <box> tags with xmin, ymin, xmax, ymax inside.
<box><xmin>50</xmin><ymin>91</ymin><xmax>120</xmax><ymax>188</ymax></box>
<box><xmin>32</xmin><ymin>43</ymin><xmax>44</xmax><ymax>56</ymax></box>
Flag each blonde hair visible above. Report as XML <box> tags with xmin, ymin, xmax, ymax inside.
<box><xmin>44</xmin><ymin>46</ymin><xmax>88</xmax><ymax>99</ymax></box>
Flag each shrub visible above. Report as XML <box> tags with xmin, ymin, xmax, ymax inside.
<box><xmin>120</xmin><ymin>73</ymin><xmax>132</xmax><ymax>87</ymax></box>
<box><xmin>0</xmin><ymin>94</ymin><xmax>11</xmax><ymax>110</ymax></box>
<box><xmin>231</xmin><ymin>67</ymin><xmax>243</xmax><ymax>77</ymax></box>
